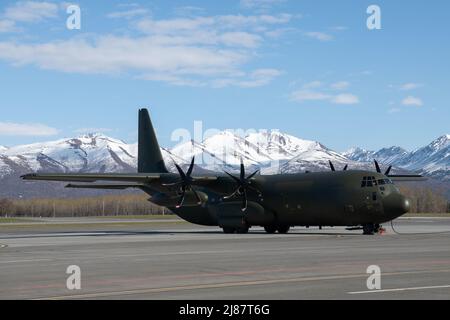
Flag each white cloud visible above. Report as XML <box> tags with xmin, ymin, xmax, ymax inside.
<box><xmin>400</xmin><ymin>83</ymin><xmax>423</xmax><ymax>91</ymax></box>
<box><xmin>240</xmin><ymin>0</ymin><xmax>285</xmax><ymax>10</ymax></box>
<box><xmin>402</xmin><ymin>96</ymin><xmax>423</xmax><ymax>106</ymax></box>
<box><xmin>0</xmin><ymin>20</ymin><xmax>16</xmax><ymax>33</ymax></box>
<box><xmin>388</xmin><ymin>108</ymin><xmax>401</xmax><ymax>114</ymax></box>
<box><xmin>0</xmin><ymin>122</ymin><xmax>59</xmax><ymax>136</ymax></box>
<box><xmin>330</xmin><ymin>81</ymin><xmax>350</xmax><ymax>90</ymax></box>
<box><xmin>0</xmin><ymin>1</ymin><xmax>59</xmax><ymax>33</ymax></box>
<box><xmin>331</xmin><ymin>26</ymin><xmax>348</xmax><ymax>31</ymax></box>
<box><xmin>331</xmin><ymin>93</ymin><xmax>359</xmax><ymax>105</ymax></box>
<box><xmin>303</xmin><ymin>81</ymin><xmax>323</xmax><ymax>89</ymax></box>
<box><xmin>107</xmin><ymin>8</ymin><xmax>149</xmax><ymax>19</ymax></box>
<box><xmin>233</xmin><ymin>68</ymin><xmax>282</xmax><ymax>88</ymax></box>
<box><xmin>219</xmin><ymin>32</ymin><xmax>262</xmax><ymax>48</ymax></box>
<box><xmin>4</xmin><ymin>1</ymin><xmax>58</xmax><ymax>23</ymax></box>
<box><xmin>173</xmin><ymin>6</ymin><xmax>205</xmax><ymax>17</ymax></box>
<box><xmin>136</xmin><ymin>14</ymin><xmax>292</xmax><ymax>35</ymax></box>
<box><xmin>291</xmin><ymin>81</ymin><xmax>359</xmax><ymax>105</ymax></box>
<box><xmin>290</xmin><ymin>90</ymin><xmax>330</xmax><ymax>102</ymax></box>
<box><xmin>304</xmin><ymin>31</ymin><xmax>333</xmax><ymax>41</ymax></box>
<box><xmin>0</xmin><ymin>37</ymin><xmax>246</xmax><ymax>75</ymax></box>
<box><xmin>0</xmin><ymin>13</ymin><xmax>292</xmax><ymax>87</ymax></box>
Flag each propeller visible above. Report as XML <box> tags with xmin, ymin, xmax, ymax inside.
<box><xmin>329</xmin><ymin>160</ymin><xmax>348</xmax><ymax>171</ymax></box>
<box><xmin>374</xmin><ymin>160</ymin><xmax>392</xmax><ymax>175</ymax></box>
<box><xmin>223</xmin><ymin>160</ymin><xmax>262</xmax><ymax>212</ymax></box>
<box><xmin>163</xmin><ymin>157</ymin><xmax>202</xmax><ymax>208</ymax></box>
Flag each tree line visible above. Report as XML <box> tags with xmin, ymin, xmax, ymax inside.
<box><xmin>0</xmin><ymin>186</ymin><xmax>449</xmax><ymax>217</ymax></box>
<box><xmin>0</xmin><ymin>194</ymin><xmax>171</xmax><ymax>218</ymax></box>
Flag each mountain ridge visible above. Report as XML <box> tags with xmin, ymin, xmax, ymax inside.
<box><xmin>1</xmin><ymin>132</ymin><xmax>448</xmax><ymax>198</ymax></box>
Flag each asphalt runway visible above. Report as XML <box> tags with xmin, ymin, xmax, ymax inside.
<box><xmin>1</xmin><ymin>217</ymin><xmax>450</xmax><ymax>300</ymax></box>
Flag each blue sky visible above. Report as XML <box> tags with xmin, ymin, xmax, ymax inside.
<box><xmin>0</xmin><ymin>0</ymin><xmax>448</xmax><ymax>152</ymax></box>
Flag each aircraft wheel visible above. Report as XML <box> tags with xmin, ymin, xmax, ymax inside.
<box><xmin>223</xmin><ymin>227</ymin><xmax>235</xmax><ymax>234</ymax></box>
<box><xmin>264</xmin><ymin>225</ymin><xmax>277</xmax><ymax>234</ymax></box>
<box><xmin>277</xmin><ymin>225</ymin><xmax>290</xmax><ymax>234</ymax></box>
<box><xmin>236</xmin><ymin>226</ymin><xmax>249</xmax><ymax>234</ymax></box>
<box><xmin>363</xmin><ymin>224</ymin><xmax>375</xmax><ymax>235</ymax></box>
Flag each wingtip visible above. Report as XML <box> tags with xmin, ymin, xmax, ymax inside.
<box><xmin>21</xmin><ymin>173</ymin><xmax>35</xmax><ymax>180</ymax></box>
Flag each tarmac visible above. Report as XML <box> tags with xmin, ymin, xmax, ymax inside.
<box><xmin>1</xmin><ymin>216</ymin><xmax>450</xmax><ymax>300</ymax></box>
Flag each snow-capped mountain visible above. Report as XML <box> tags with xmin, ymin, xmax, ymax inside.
<box><xmin>397</xmin><ymin>135</ymin><xmax>449</xmax><ymax>180</ymax></box>
<box><xmin>0</xmin><ymin>131</ymin><xmax>448</xmax><ymax>198</ymax></box>
<box><xmin>168</xmin><ymin>130</ymin><xmax>338</xmax><ymax>173</ymax></box>
<box><xmin>0</xmin><ymin>146</ymin><xmax>7</xmax><ymax>152</ymax></box>
<box><xmin>342</xmin><ymin>146</ymin><xmax>409</xmax><ymax>164</ymax></box>
<box><xmin>344</xmin><ymin>135</ymin><xmax>449</xmax><ymax>181</ymax></box>
<box><xmin>1</xmin><ymin>133</ymin><xmax>137</xmax><ymax>178</ymax></box>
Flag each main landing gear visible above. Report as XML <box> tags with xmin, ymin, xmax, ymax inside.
<box><xmin>222</xmin><ymin>226</ymin><xmax>249</xmax><ymax>234</ymax></box>
<box><xmin>264</xmin><ymin>225</ymin><xmax>290</xmax><ymax>234</ymax></box>
<box><xmin>222</xmin><ymin>225</ymin><xmax>291</xmax><ymax>234</ymax></box>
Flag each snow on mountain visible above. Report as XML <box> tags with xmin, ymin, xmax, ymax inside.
<box><xmin>0</xmin><ymin>132</ymin><xmax>448</xmax><ymax>183</ymax></box>
<box><xmin>342</xmin><ymin>147</ymin><xmax>375</xmax><ymax>163</ymax></box>
<box><xmin>169</xmin><ymin>130</ymin><xmax>346</xmax><ymax>173</ymax></box>
<box><xmin>0</xmin><ymin>146</ymin><xmax>7</xmax><ymax>153</ymax></box>
<box><xmin>2</xmin><ymin>133</ymin><xmax>137</xmax><ymax>175</ymax></box>
<box><xmin>344</xmin><ymin>135</ymin><xmax>449</xmax><ymax>181</ymax></box>
<box><xmin>397</xmin><ymin>134</ymin><xmax>449</xmax><ymax>180</ymax></box>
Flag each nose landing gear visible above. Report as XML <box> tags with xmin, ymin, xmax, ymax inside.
<box><xmin>362</xmin><ymin>223</ymin><xmax>383</xmax><ymax>235</ymax></box>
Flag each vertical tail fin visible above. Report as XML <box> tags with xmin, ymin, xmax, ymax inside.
<box><xmin>138</xmin><ymin>108</ymin><xmax>168</xmax><ymax>173</ymax></box>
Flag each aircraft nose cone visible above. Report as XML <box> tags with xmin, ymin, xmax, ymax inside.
<box><xmin>402</xmin><ymin>197</ymin><xmax>411</xmax><ymax>213</ymax></box>
<box><xmin>383</xmin><ymin>193</ymin><xmax>410</xmax><ymax>218</ymax></box>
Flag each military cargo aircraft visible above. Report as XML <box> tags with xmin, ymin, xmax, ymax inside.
<box><xmin>22</xmin><ymin>109</ymin><xmax>425</xmax><ymax>235</ymax></box>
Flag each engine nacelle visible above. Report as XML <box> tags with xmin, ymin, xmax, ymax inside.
<box><xmin>210</xmin><ymin>201</ymin><xmax>275</xmax><ymax>227</ymax></box>
<box><xmin>150</xmin><ymin>191</ymin><xmax>208</xmax><ymax>207</ymax></box>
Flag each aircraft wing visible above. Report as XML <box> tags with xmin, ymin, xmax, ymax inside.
<box><xmin>65</xmin><ymin>183</ymin><xmax>145</xmax><ymax>189</ymax></box>
<box><xmin>388</xmin><ymin>175</ymin><xmax>428</xmax><ymax>182</ymax></box>
<box><xmin>21</xmin><ymin>173</ymin><xmax>219</xmax><ymax>185</ymax></box>
<box><xmin>21</xmin><ymin>173</ymin><xmax>161</xmax><ymax>183</ymax></box>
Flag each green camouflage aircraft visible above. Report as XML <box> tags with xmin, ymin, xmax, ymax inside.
<box><xmin>22</xmin><ymin>109</ymin><xmax>425</xmax><ymax>235</ymax></box>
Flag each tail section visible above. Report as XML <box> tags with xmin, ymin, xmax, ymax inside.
<box><xmin>138</xmin><ymin>108</ymin><xmax>168</xmax><ymax>173</ymax></box>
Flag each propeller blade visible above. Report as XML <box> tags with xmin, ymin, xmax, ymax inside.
<box><xmin>174</xmin><ymin>163</ymin><xmax>187</xmax><ymax>180</ymax></box>
<box><xmin>224</xmin><ymin>171</ymin><xmax>241</xmax><ymax>183</ymax></box>
<box><xmin>246</xmin><ymin>170</ymin><xmax>259</xmax><ymax>180</ymax></box>
<box><xmin>374</xmin><ymin>160</ymin><xmax>381</xmax><ymax>173</ymax></box>
<box><xmin>343</xmin><ymin>165</ymin><xmax>348</xmax><ymax>171</ymax></box>
<box><xmin>186</xmin><ymin>156</ymin><xmax>195</xmax><ymax>177</ymax></box>
<box><xmin>223</xmin><ymin>188</ymin><xmax>239</xmax><ymax>200</ymax></box>
<box><xmin>192</xmin><ymin>188</ymin><xmax>202</xmax><ymax>205</ymax></box>
<box><xmin>162</xmin><ymin>181</ymin><xmax>182</xmax><ymax>187</ymax></box>
<box><xmin>176</xmin><ymin>187</ymin><xmax>186</xmax><ymax>208</ymax></box>
<box><xmin>329</xmin><ymin>160</ymin><xmax>336</xmax><ymax>171</ymax></box>
<box><xmin>385</xmin><ymin>165</ymin><xmax>392</xmax><ymax>175</ymax></box>
<box><xmin>241</xmin><ymin>189</ymin><xmax>248</xmax><ymax>212</ymax></box>
<box><xmin>240</xmin><ymin>161</ymin><xmax>245</xmax><ymax>181</ymax></box>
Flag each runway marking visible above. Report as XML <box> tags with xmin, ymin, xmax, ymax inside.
<box><xmin>35</xmin><ymin>269</ymin><xmax>450</xmax><ymax>300</ymax></box>
<box><xmin>0</xmin><ymin>258</ymin><xmax>52</xmax><ymax>264</ymax></box>
<box><xmin>348</xmin><ymin>284</ymin><xmax>450</xmax><ymax>295</ymax></box>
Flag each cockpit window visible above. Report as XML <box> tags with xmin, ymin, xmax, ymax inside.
<box><xmin>361</xmin><ymin>176</ymin><xmax>393</xmax><ymax>188</ymax></box>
